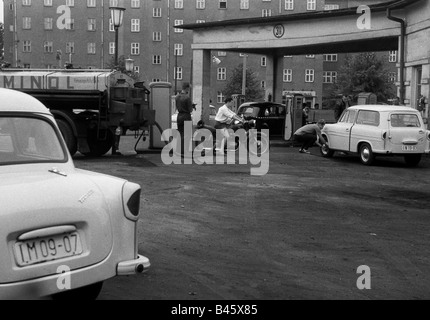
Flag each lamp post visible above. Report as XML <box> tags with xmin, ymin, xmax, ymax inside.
<box><xmin>110</xmin><ymin>6</ymin><xmax>126</xmax><ymax>69</ymax></box>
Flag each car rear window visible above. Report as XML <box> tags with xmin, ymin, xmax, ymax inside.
<box><xmin>390</xmin><ymin>114</ymin><xmax>421</xmax><ymax>128</ymax></box>
<box><xmin>0</xmin><ymin>116</ymin><xmax>66</xmax><ymax>165</ymax></box>
<box><xmin>356</xmin><ymin>110</ymin><xmax>380</xmax><ymax>126</ymax></box>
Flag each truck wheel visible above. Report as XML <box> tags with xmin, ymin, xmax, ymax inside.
<box><xmin>404</xmin><ymin>154</ymin><xmax>421</xmax><ymax>167</ymax></box>
<box><xmin>56</xmin><ymin>119</ymin><xmax>77</xmax><ymax>156</ymax></box>
<box><xmin>359</xmin><ymin>143</ymin><xmax>375</xmax><ymax>166</ymax></box>
<box><xmin>82</xmin><ymin>129</ymin><xmax>113</xmax><ymax>157</ymax></box>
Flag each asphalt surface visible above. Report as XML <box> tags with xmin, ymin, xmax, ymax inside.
<box><xmin>74</xmin><ymin>136</ymin><xmax>430</xmax><ymax>300</ymax></box>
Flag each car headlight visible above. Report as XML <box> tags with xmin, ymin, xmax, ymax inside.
<box><xmin>122</xmin><ymin>182</ymin><xmax>141</xmax><ymax>221</ymax></box>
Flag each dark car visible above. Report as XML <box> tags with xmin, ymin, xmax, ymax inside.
<box><xmin>237</xmin><ymin>102</ymin><xmax>286</xmax><ymax>137</ymax></box>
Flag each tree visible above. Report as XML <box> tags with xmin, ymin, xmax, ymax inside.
<box><xmin>105</xmin><ymin>55</ymin><xmax>140</xmax><ymax>81</ymax></box>
<box><xmin>332</xmin><ymin>53</ymin><xmax>396</xmax><ymax>103</ymax></box>
<box><xmin>223</xmin><ymin>63</ymin><xmax>264</xmax><ymax>101</ymax></box>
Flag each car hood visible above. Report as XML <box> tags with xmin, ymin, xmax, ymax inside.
<box><xmin>0</xmin><ymin>166</ymin><xmax>122</xmax><ymax>284</ymax></box>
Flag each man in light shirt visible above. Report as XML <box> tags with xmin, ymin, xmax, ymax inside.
<box><xmin>214</xmin><ymin>97</ymin><xmax>244</xmax><ymax>154</ymax></box>
<box><xmin>293</xmin><ymin>119</ymin><xmax>327</xmax><ymax>154</ymax></box>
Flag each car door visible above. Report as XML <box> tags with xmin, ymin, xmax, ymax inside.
<box><xmin>328</xmin><ymin>110</ymin><xmax>356</xmax><ymax>151</ymax></box>
<box><xmin>350</xmin><ymin>110</ymin><xmax>382</xmax><ymax>153</ymax></box>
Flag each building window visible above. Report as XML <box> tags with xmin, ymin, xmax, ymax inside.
<box><xmin>196</xmin><ymin>0</ymin><xmax>205</xmax><ymax>9</ymax></box>
<box><xmin>240</xmin><ymin>0</ymin><xmax>249</xmax><ymax>10</ymax></box>
<box><xmin>87</xmin><ymin>0</ymin><xmax>96</xmax><ymax>7</ymax></box>
<box><xmin>261</xmin><ymin>80</ymin><xmax>266</xmax><ymax>89</ymax></box>
<box><xmin>283</xmin><ymin>69</ymin><xmax>292</xmax><ymax>82</ymax></box>
<box><xmin>306</xmin><ymin>55</ymin><xmax>315</xmax><ymax>58</ymax></box>
<box><xmin>66</xmin><ymin>42</ymin><xmax>75</xmax><ymax>54</ymax></box>
<box><xmin>88</xmin><ymin>18</ymin><xmax>96</xmax><ymax>31</ymax></box>
<box><xmin>22</xmin><ymin>17</ymin><xmax>31</xmax><ymax>29</ymax></box>
<box><xmin>87</xmin><ymin>43</ymin><xmax>96</xmax><ymax>54</ymax></box>
<box><xmin>174</xmin><ymin>0</ymin><xmax>184</xmax><ymax>9</ymax></box>
<box><xmin>131</xmin><ymin>0</ymin><xmax>140</xmax><ymax>8</ymax></box>
<box><xmin>323</xmin><ymin>54</ymin><xmax>338</xmax><ymax>62</ymax></box>
<box><xmin>285</xmin><ymin>0</ymin><xmax>294</xmax><ymax>10</ymax></box>
<box><xmin>153</xmin><ymin>55</ymin><xmax>162</xmax><ymax>65</ymax></box>
<box><xmin>307</xmin><ymin>0</ymin><xmax>316</xmax><ymax>11</ymax></box>
<box><xmin>261</xmin><ymin>56</ymin><xmax>267</xmax><ymax>67</ymax></box>
<box><xmin>219</xmin><ymin>0</ymin><xmax>227</xmax><ymax>9</ymax></box>
<box><xmin>44</xmin><ymin>41</ymin><xmax>53</xmax><ymax>53</ymax></box>
<box><xmin>262</xmin><ymin>9</ymin><xmax>272</xmax><ymax>17</ymax></box>
<box><xmin>388</xmin><ymin>72</ymin><xmax>397</xmax><ymax>83</ymax></box>
<box><xmin>44</xmin><ymin>18</ymin><xmax>53</xmax><ymax>30</ymax></box>
<box><xmin>131</xmin><ymin>19</ymin><xmax>140</xmax><ymax>32</ymax></box>
<box><xmin>217</xmin><ymin>91</ymin><xmax>225</xmax><ymax>103</ymax></box>
<box><xmin>174</xmin><ymin>67</ymin><xmax>183</xmax><ymax>80</ymax></box>
<box><xmin>131</xmin><ymin>43</ymin><xmax>140</xmax><ymax>55</ymax></box>
<box><xmin>44</xmin><ymin>0</ymin><xmax>53</xmax><ymax>6</ymax></box>
<box><xmin>22</xmin><ymin>0</ymin><xmax>31</xmax><ymax>6</ymax></box>
<box><xmin>134</xmin><ymin>66</ymin><xmax>140</xmax><ymax>74</ymax></box>
<box><xmin>66</xmin><ymin>19</ymin><xmax>75</xmax><ymax>30</ymax></box>
<box><xmin>323</xmin><ymin>71</ymin><xmax>337</xmax><ymax>83</ymax></box>
<box><xmin>217</xmin><ymin>67</ymin><xmax>227</xmax><ymax>81</ymax></box>
<box><xmin>174</xmin><ymin>43</ymin><xmax>183</xmax><ymax>56</ymax></box>
<box><xmin>324</xmin><ymin>4</ymin><xmax>339</xmax><ymax>10</ymax></box>
<box><xmin>174</xmin><ymin>20</ymin><xmax>184</xmax><ymax>33</ymax></box>
<box><xmin>23</xmin><ymin>41</ymin><xmax>31</xmax><ymax>52</ymax></box>
<box><xmin>109</xmin><ymin>42</ymin><xmax>115</xmax><ymax>55</ymax></box>
<box><xmin>153</xmin><ymin>32</ymin><xmax>162</xmax><ymax>42</ymax></box>
<box><xmin>389</xmin><ymin>51</ymin><xmax>397</xmax><ymax>63</ymax></box>
<box><xmin>66</xmin><ymin>0</ymin><xmax>74</xmax><ymax>7</ymax></box>
<box><xmin>305</xmin><ymin>69</ymin><xmax>315</xmax><ymax>82</ymax></box>
<box><xmin>153</xmin><ymin>8</ymin><xmax>162</xmax><ymax>18</ymax></box>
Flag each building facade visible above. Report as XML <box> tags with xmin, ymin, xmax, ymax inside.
<box><xmin>3</xmin><ymin>0</ymin><xmax>397</xmax><ymax>108</ymax></box>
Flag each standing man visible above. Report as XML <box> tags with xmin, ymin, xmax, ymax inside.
<box><xmin>293</xmin><ymin>119</ymin><xmax>327</xmax><ymax>154</ymax></box>
<box><xmin>175</xmin><ymin>82</ymin><xmax>193</xmax><ymax>155</ymax></box>
<box><xmin>334</xmin><ymin>95</ymin><xmax>350</xmax><ymax>122</ymax></box>
<box><xmin>214</xmin><ymin>97</ymin><xmax>244</xmax><ymax>154</ymax></box>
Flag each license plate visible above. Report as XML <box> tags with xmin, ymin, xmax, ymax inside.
<box><xmin>14</xmin><ymin>232</ymin><xmax>83</xmax><ymax>267</ymax></box>
<box><xmin>402</xmin><ymin>145</ymin><xmax>417</xmax><ymax>151</ymax></box>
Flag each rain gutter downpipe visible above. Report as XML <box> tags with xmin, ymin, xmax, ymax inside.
<box><xmin>386</xmin><ymin>7</ymin><xmax>406</xmax><ymax>104</ymax></box>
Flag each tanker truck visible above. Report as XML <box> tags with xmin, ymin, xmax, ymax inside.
<box><xmin>0</xmin><ymin>68</ymin><xmax>154</xmax><ymax>156</ymax></box>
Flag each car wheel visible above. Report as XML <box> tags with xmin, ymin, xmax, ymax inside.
<box><xmin>404</xmin><ymin>154</ymin><xmax>422</xmax><ymax>167</ymax></box>
<box><xmin>56</xmin><ymin>119</ymin><xmax>77</xmax><ymax>156</ymax></box>
<box><xmin>359</xmin><ymin>143</ymin><xmax>375</xmax><ymax>166</ymax></box>
<box><xmin>320</xmin><ymin>138</ymin><xmax>334</xmax><ymax>158</ymax></box>
<box><xmin>81</xmin><ymin>128</ymin><xmax>114</xmax><ymax>157</ymax></box>
<box><xmin>52</xmin><ymin>282</ymin><xmax>103</xmax><ymax>301</ymax></box>
<box><xmin>248</xmin><ymin>131</ymin><xmax>270</xmax><ymax>156</ymax></box>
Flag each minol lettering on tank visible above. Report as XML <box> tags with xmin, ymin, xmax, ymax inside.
<box><xmin>1</xmin><ymin>75</ymin><xmax>76</xmax><ymax>90</ymax></box>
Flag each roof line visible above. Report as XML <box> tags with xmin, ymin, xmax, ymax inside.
<box><xmin>180</xmin><ymin>0</ymin><xmax>422</xmax><ymax>30</ymax></box>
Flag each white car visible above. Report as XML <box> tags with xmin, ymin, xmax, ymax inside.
<box><xmin>320</xmin><ymin>105</ymin><xmax>430</xmax><ymax>166</ymax></box>
<box><xmin>0</xmin><ymin>88</ymin><xmax>150</xmax><ymax>300</ymax></box>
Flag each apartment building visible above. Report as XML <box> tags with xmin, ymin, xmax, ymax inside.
<box><xmin>3</xmin><ymin>0</ymin><xmax>397</xmax><ymax>107</ymax></box>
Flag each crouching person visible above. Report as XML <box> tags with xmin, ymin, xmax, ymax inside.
<box><xmin>293</xmin><ymin>119</ymin><xmax>327</xmax><ymax>154</ymax></box>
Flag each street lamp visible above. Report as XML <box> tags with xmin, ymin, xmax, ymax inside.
<box><xmin>110</xmin><ymin>6</ymin><xmax>126</xmax><ymax>69</ymax></box>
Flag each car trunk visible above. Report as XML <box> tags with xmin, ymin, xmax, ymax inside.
<box><xmin>0</xmin><ymin>170</ymin><xmax>113</xmax><ymax>284</ymax></box>
<box><xmin>389</xmin><ymin>127</ymin><xmax>426</xmax><ymax>153</ymax></box>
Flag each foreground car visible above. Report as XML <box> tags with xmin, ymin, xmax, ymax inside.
<box><xmin>0</xmin><ymin>89</ymin><xmax>149</xmax><ymax>300</ymax></box>
<box><xmin>321</xmin><ymin>105</ymin><xmax>430</xmax><ymax>166</ymax></box>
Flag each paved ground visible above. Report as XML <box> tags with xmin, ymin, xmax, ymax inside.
<box><xmin>74</xmin><ymin>136</ymin><xmax>430</xmax><ymax>300</ymax></box>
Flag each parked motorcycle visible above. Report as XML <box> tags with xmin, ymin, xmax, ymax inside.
<box><xmin>195</xmin><ymin>117</ymin><xmax>270</xmax><ymax>156</ymax></box>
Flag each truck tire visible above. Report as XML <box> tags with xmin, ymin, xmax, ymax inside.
<box><xmin>56</xmin><ymin>119</ymin><xmax>78</xmax><ymax>156</ymax></box>
<box><xmin>82</xmin><ymin>129</ymin><xmax>113</xmax><ymax>157</ymax></box>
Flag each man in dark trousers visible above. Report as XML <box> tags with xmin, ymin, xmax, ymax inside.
<box><xmin>293</xmin><ymin>119</ymin><xmax>327</xmax><ymax>154</ymax></box>
<box><xmin>175</xmin><ymin>82</ymin><xmax>193</xmax><ymax>155</ymax></box>
<box><xmin>334</xmin><ymin>95</ymin><xmax>350</xmax><ymax>122</ymax></box>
